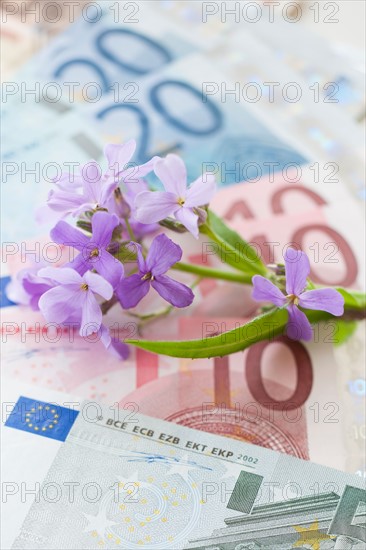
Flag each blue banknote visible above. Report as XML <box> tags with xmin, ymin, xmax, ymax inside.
<box><xmin>1</xmin><ymin>108</ymin><xmax>103</xmax><ymax>241</ymax></box>
<box><xmin>89</xmin><ymin>53</ymin><xmax>307</xmax><ymax>184</ymax></box>
<box><xmin>19</xmin><ymin>2</ymin><xmax>198</xmax><ymax>101</ymax></box>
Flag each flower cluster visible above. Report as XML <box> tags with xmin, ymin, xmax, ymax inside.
<box><xmin>8</xmin><ymin>142</ymin><xmax>216</xmax><ymax>358</ymax></box>
<box><xmin>7</xmin><ymin>140</ymin><xmax>347</xmax><ymax>359</ymax></box>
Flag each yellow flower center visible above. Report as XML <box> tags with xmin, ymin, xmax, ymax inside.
<box><xmin>286</xmin><ymin>294</ymin><xmax>299</xmax><ymax>306</ymax></box>
<box><xmin>177</xmin><ymin>197</ymin><xmax>185</xmax><ymax>206</ymax></box>
<box><xmin>80</xmin><ymin>283</ymin><xmax>89</xmax><ymax>291</ymax></box>
<box><xmin>90</xmin><ymin>248</ymin><xmax>99</xmax><ymax>258</ymax></box>
<box><xmin>141</xmin><ymin>272</ymin><xmax>154</xmax><ymax>281</ymax></box>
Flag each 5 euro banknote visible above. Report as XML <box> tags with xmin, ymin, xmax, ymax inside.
<box><xmin>9</xmin><ymin>400</ymin><xmax>366</xmax><ymax>549</ymax></box>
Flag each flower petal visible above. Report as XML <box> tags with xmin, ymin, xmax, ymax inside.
<box><xmin>100</xmin><ymin>325</ymin><xmax>129</xmax><ymax>360</ymax></box>
<box><xmin>134</xmin><ymin>191</ymin><xmax>178</xmax><ymax>224</ymax></box>
<box><xmin>100</xmin><ymin>180</ymin><xmax>118</xmax><ymax>206</ymax></box>
<box><xmin>71</xmin><ymin>201</ymin><xmax>98</xmax><ymax>218</ymax></box>
<box><xmin>185</xmin><ymin>173</ymin><xmax>217</xmax><ymax>208</ymax></box>
<box><xmin>80</xmin><ymin>165</ymin><xmax>102</xmax><ymax>207</ymax></box>
<box><xmin>252</xmin><ymin>275</ymin><xmax>286</xmax><ymax>307</ymax></box>
<box><xmin>122</xmin><ymin>156</ymin><xmax>160</xmax><ymax>183</ymax></box>
<box><xmin>108</xmin><ymin>340</ymin><xmax>130</xmax><ymax>360</ymax></box>
<box><xmin>99</xmin><ymin>323</ymin><xmax>112</xmax><ymax>348</ymax></box>
<box><xmin>38</xmin><ymin>267</ymin><xmax>83</xmax><ymax>286</ymax></box>
<box><xmin>80</xmin><ymin>291</ymin><xmax>102</xmax><ymax>336</ymax></box>
<box><xmin>151</xmin><ymin>274</ymin><xmax>194</xmax><ymax>308</ymax></box>
<box><xmin>154</xmin><ymin>154</ymin><xmax>187</xmax><ymax>196</ymax></box>
<box><xmin>146</xmin><ymin>234</ymin><xmax>182</xmax><ymax>276</ymax></box>
<box><xmin>116</xmin><ymin>274</ymin><xmax>150</xmax><ymax>309</ymax></box>
<box><xmin>54</xmin><ymin>172</ymin><xmax>83</xmax><ymax>189</ymax></box>
<box><xmin>299</xmin><ymin>288</ymin><xmax>344</xmax><ymax>316</ymax></box>
<box><xmin>104</xmin><ymin>140</ymin><xmax>136</xmax><ymax>177</ymax></box>
<box><xmin>287</xmin><ymin>304</ymin><xmax>313</xmax><ymax>341</ymax></box>
<box><xmin>39</xmin><ymin>285</ymin><xmax>82</xmax><ymax>324</ymax></box>
<box><xmin>174</xmin><ymin>207</ymin><xmax>199</xmax><ymax>239</ymax></box>
<box><xmin>50</xmin><ymin>220</ymin><xmax>89</xmax><ymax>250</ymax></box>
<box><xmin>68</xmin><ymin>253</ymin><xmax>89</xmax><ymax>276</ymax></box>
<box><xmin>284</xmin><ymin>248</ymin><xmax>310</xmax><ymax>295</ymax></box>
<box><xmin>36</xmin><ymin>204</ymin><xmax>65</xmax><ymax>225</ymax></box>
<box><xmin>94</xmin><ymin>249</ymin><xmax>124</xmax><ymax>289</ymax></box>
<box><xmin>23</xmin><ymin>274</ymin><xmax>54</xmax><ymax>309</ymax></box>
<box><xmin>84</xmin><ymin>271</ymin><xmax>113</xmax><ymax>301</ymax></box>
<box><xmin>46</xmin><ymin>189</ymin><xmax>84</xmax><ymax>213</ymax></box>
<box><xmin>5</xmin><ymin>271</ymin><xmax>33</xmax><ymax>306</ymax></box>
<box><xmin>91</xmin><ymin>211</ymin><xmax>119</xmax><ymax>248</ymax></box>
<box><xmin>124</xmin><ymin>178</ymin><xmax>149</xmax><ymax>202</ymax></box>
<box><xmin>127</xmin><ymin>242</ymin><xmax>146</xmax><ymax>272</ymax></box>
<box><xmin>81</xmin><ymin>161</ymin><xmax>102</xmax><ymax>185</ymax></box>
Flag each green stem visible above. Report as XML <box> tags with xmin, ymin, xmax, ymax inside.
<box><xmin>101</xmin><ymin>295</ymin><xmax>118</xmax><ymax>315</ymax></box>
<box><xmin>171</xmin><ymin>262</ymin><xmax>254</xmax><ymax>284</ymax></box>
<box><xmin>124</xmin><ymin>217</ymin><xmax>136</xmax><ymax>241</ymax></box>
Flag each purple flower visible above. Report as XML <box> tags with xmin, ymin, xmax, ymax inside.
<box><xmin>38</xmin><ymin>268</ymin><xmax>113</xmax><ymax>337</ymax></box>
<box><xmin>41</xmin><ymin>140</ymin><xmax>159</xmax><ymax>220</ymax></box>
<box><xmin>116</xmin><ymin>234</ymin><xmax>194</xmax><ymax>309</ymax></box>
<box><xmin>99</xmin><ymin>324</ymin><xmax>129</xmax><ymax>360</ymax></box>
<box><xmin>53</xmin><ymin>171</ymin><xmax>84</xmax><ymax>190</ymax></box>
<box><xmin>134</xmin><ymin>154</ymin><xmax>216</xmax><ymax>238</ymax></box>
<box><xmin>252</xmin><ymin>248</ymin><xmax>344</xmax><ymax>341</ymax></box>
<box><xmin>6</xmin><ymin>267</ymin><xmax>55</xmax><ymax>310</ymax></box>
<box><xmin>107</xmin><ymin>179</ymin><xmax>158</xmax><ymax>239</ymax></box>
<box><xmin>51</xmin><ymin>211</ymin><xmax>123</xmax><ymax>289</ymax></box>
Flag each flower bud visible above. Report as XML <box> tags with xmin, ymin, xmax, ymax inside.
<box><xmin>114</xmin><ymin>188</ymin><xmax>131</xmax><ymax>218</ymax></box>
<box><xmin>195</xmin><ymin>207</ymin><xmax>208</xmax><ymax>226</ymax></box>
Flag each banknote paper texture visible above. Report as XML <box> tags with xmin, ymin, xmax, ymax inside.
<box><xmin>12</xmin><ymin>403</ymin><xmax>366</xmax><ymax>549</ymax></box>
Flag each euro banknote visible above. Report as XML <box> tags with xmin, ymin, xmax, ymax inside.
<box><xmin>0</xmin><ymin>1</ymin><xmax>89</xmax><ymax>79</ymax></box>
<box><xmin>208</xmin><ymin>30</ymin><xmax>365</xmax><ymax>201</ymax></box>
<box><xmin>210</xmin><ymin>187</ymin><xmax>366</xmax><ymax>289</ymax></box>
<box><xmin>87</xmin><ymin>53</ymin><xmax>307</xmax><ymax>180</ymax></box>
<box><xmin>193</xmin><ymin>0</ymin><xmax>365</xmax><ymax>122</ymax></box>
<box><xmin>1</xmin><ymin>0</ymin><xmax>201</xmax><ymax>194</ymax></box>
<box><xmin>17</xmin><ymin>47</ymin><xmax>308</xmax><ymax>183</ymax></box>
<box><xmin>10</xmin><ymin>401</ymin><xmax>366</xmax><ymax>549</ymax></box>
<box><xmin>18</xmin><ymin>1</ymin><xmax>201</xmax><ymax>99</ymax></box>
<box><xmin>1</xmin><ymin>174</ymin><xmax>365</xmax><ymax>475</ymax></box>
<box><xmin>333</xmin><ymin>321</ymin><xmax>366</xmax><ymax>481</ymax></box>
<box><xmin>1</xmin><ymin>378</ymin><xmax>81</xmax><ymax>550</ymax></box>
<box><xmin>1</xmin><ymin>107</ymin><xmax>104</xmax><ymax>241</ymax></box>
<box><xmin>239</xmin><ymin>11</ymin><xmax>365</xmax><ymax>122</ymax></box>
<box><xmin>1</xmin><ymin>91</ymin><xmax>99</xmax><ymax>161</ymax></box>
<box><xmin>1</xmin><ymin>304</ymin><xmax>365</xmax><ymax>477</ymax></box>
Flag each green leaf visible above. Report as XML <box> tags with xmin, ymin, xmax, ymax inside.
<box><xmin>336</xmin><ymin>287</ymin><xmax>365</xmax><ymax>311</ymax></box>
<box><xmin>200</xmin><ymin>210</ymin><xmax>267</xmax><ymax>276</ymax></box>
<box><xmin>332</xmin><ymin>288</ymin><xmax>365</xmax><ymax>345</ymax></box>
<box><xmin>126</xmin><ymin>285</ymin><xmax>366</xmax><ymax>358</ymax></box>
<box><xmin>334</xmin><ymin>320</ymin><xmax>357</xmax><ymax>346</ymax></box>
<box><xmin>127</xmin><ymin>308</ymin><xmax>288</xmax><ymax>358</ymax></box>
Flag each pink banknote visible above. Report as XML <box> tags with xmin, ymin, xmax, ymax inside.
<box><xmin>2</xmin><ymin>174</ymin><xmax>364</xmax><ymax>474</ymax></box>
<box><xmin>1</xmin><ymin>306</ymin><xmax>352</xmax><ymax>472</ymax></box>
